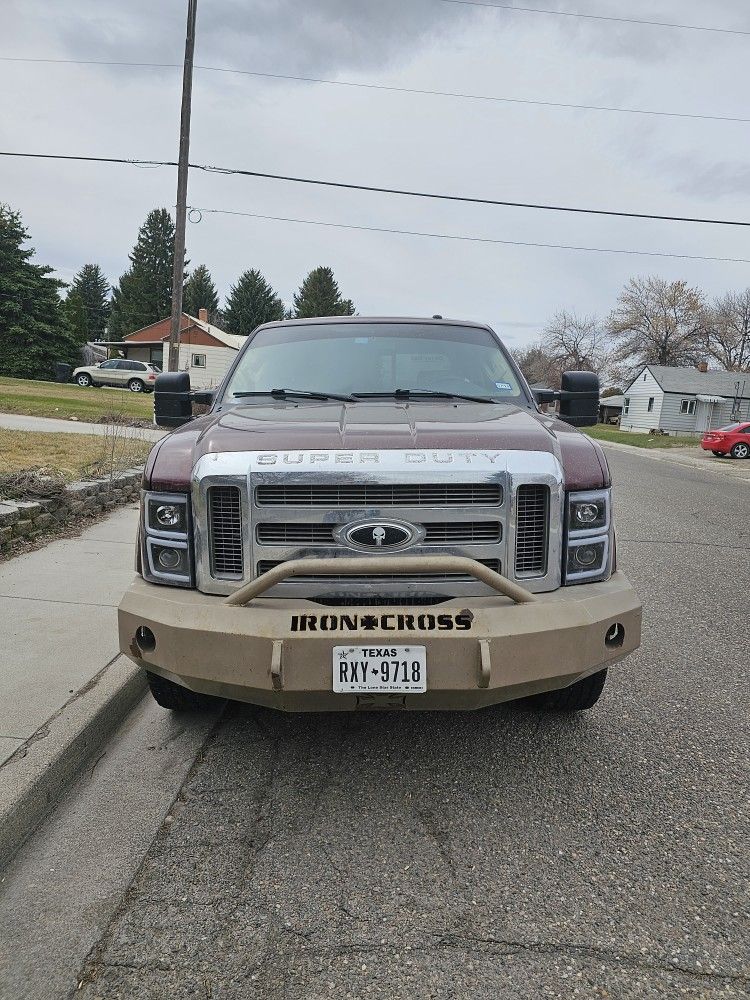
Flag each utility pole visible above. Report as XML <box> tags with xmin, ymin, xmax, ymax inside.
<box><xmin>167</xmin><ymin>0</ymin><xmax>198</xmax><ymax>372</ymax></box>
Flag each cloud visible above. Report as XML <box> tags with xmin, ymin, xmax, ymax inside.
<box><xmin>670</xmin><ymin>160</ymin><xmax>750</xmax><ymax>200</ymax></box>
<box><xmin>33</xmin><ymin>0</ymin><xmax>471</xmax><ymax>77</ymax></box>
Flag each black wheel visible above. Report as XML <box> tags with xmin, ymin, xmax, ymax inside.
<box><xmin>128</xmin><ymin>378</ymin><xmax>145</xmax><ymax>393</ymax></box>
<box><xmin>522</xmin><ymin>669</ymin><xmax>608</xmax><ymax>712</ymax></box>
<box><xmin>76</xmin><ymin>373</ymin><xmax>92</xmax><ymax>387</ymax></box>
<box><xmin>712</xmin><ymin>450</ymin><xmax>725</xmax><ymax>457</ymax></box>
<box><xmin>146</xmin><ymin>671</ymin><xmax>219</xmax><ymax>711</ymax></box>
<box><xmin>730</xmin><ymin>441</ymin><xmax>749</xmax><ymax>459</ymax></box>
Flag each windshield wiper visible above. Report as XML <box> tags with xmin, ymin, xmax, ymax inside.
<box><xmin>231</xmin><ymin>388</ymin><xmax>355</xmax><ymax>402</ymax></box>
<box><xmin>353</xmin><ymin>389</ymin><xmax>496</xmax><ymax>404</ymax></box>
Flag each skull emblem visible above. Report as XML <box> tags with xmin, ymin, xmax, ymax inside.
<box><xmin>372</xmin><ymin>526</ymin><xmax>387</xmax><ymax>546</ymax></box>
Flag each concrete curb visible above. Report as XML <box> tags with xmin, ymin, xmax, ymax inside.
<box><xmin>596</xmin><ymin>439</ymin><xmax>750</xmax><ymax>481</ymax></box>
<box><xmin>0</xmin><ymin>655</ymin><xmax>146</xmax><ymax>871</ymax></box>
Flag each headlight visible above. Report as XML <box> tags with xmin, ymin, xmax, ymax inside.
<box><xmin>568</xmin><ymin>491</ymin><xmax>609</xmax><ymax>535</ymax></box>
<box><xmin>142</xmin><ymin>492</ymin><xmax>192</xmax><ymax>587</ymax></box>
<box><xmin>565</xmin><ymin>488</ymin><xmax>611</xmax><ymax>584</ymax></box>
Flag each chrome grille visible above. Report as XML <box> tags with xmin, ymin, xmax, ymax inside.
<box><xmin>256</xmin><ymin>521</ymin><xmax>502</xmax><ymax>545</ymax></box>
<box><xmin>255</xmin><ymin>483</ymin><xmax>502</xmax><ymax>507</ymax></box>
<box><xmin>207</xmin><ymin>485</ymin><xmax>244</xmax><ymax>578</ymax></box>
<box><xmin>514</xmin><ymin>484</ymin><xmax>549</xmax><ymax>576</ymax></box>
<box><xmin>256</xmin><ymin>558</ymin><xmax>501</xmax><ymax>582</ymax></box>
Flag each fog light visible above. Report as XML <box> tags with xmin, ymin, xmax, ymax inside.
<box><xmin>157</xmin><ymin>547</ymin><xmax>182</xmax><ymax>570</ymax></box>
<box><xmin>605</xmin><ymin>622</ymin><xmax>625</xmax><ymax>648</ymax></box>
<box><xmin>155</xmin><ymin>504</ymin><xmax>180</xmax><ymax>527</ymax></box>
<box><xmin>574</xmin><ymin>545</ymin><xmax>599</xmax><ymax>567</ymax></box>
<box><xmin>135</xmin><ymin>626</ymin><xmax>156</xmax><ymax>652</ymax></box>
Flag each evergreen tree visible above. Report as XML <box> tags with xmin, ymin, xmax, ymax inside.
<box><xmin>108</xmin><ymin>209</ymin><xmax>177</xmax><ymax>336</ymax></box>
<box><xmin>293</xmin><ymin>266</ymin><xmax>355</xmax><ymax>318</ymax></box>
<box><xmin>183</xmin><ymin>264</ymin><xmax>219</xmax><ymax>322</ymax></box>
<box><xmin>224</xmin><ymin>269</ymin><xmax>284</xmax><ymax>335</ymax></box>
<box><xmin>61</xmin><ymin>291</ymin><xmax>89</xmax><ymax>344</ymax></box>
<box><xmin>0</xmin><ymin>204</ymin><xmax>81</xmax><ymax>379</ymax></box>
<box><xmin>68</xmin><ymin>263</ymin><xmax>111</xmax><ymax>340</ymax></box>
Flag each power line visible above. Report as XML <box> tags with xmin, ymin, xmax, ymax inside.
<box><xmin>440</xmin><ymin>1</ymin><xmax>750</xmax><ymax>37</ymax></box>
<box><xmin>187</xmin><ymin>205</ymin><xmax>750</xmax><ymax>264</ymax></box>
<box><xmin>2</xmin><ymin>149</ymin><xmax>749</xmax><ymax>228</ymax></box>
<box><xmin>0</xmin><ymin>55</ymin><xmax>746</xmax><ymax>125</ymax></box>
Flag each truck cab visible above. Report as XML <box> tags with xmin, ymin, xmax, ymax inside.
<box><xmin>120</xmin><ymin>317</ymin><xmax>641</xmax><ymax>713</ymax></box>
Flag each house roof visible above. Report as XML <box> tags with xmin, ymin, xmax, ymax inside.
<box><xmin>121</xmin><ymin>313</ymin><xmax>246</xmax><ymax>351</ymax></box>
<box><xmin>631</xmin><ymin>365</ymin><xmax>750</xmax><ymax>398</ymax></box>
<box><xmin>600</xmin><ymin>394</ymin><xmax>625</xmax><ymax>408</ymax></box>
<box><xmin>185</xmin><ymin>315</ymin><xmax>246</xmax><ymax>350</ymax></box>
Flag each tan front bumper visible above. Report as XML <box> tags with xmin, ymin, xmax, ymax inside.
<box><xmin>118</xmin><ymin>571</ymin><xmax>641</xmax><ymax>711</ymax></box>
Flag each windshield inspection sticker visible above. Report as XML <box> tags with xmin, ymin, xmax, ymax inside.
<box><xmin>495</xmin><ymin>381</ymin><xmax>513</xmax><ymax>391</ymax></box>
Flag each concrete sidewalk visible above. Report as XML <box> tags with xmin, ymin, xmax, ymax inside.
<box><xmin>0</xmin><ymin>504</ymin><xmax>140</xmax><ymax>766</ymax></box>
<box><xmin>0</xmin><ymin>411</ymin><xmax>165</xmax><ymax>442</ymax></box>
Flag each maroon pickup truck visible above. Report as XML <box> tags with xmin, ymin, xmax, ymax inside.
<box><xmin>119</xmin><ymin>317</ymin><xmax>641</xmax><ymax>714</ymax></box>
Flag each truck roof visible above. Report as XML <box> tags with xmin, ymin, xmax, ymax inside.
<box><xmin>254</xmin><ymin>316</ymin><xmax>496</xmax><ymax>333</ymax></box>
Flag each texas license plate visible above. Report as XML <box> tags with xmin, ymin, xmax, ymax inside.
<box><xmin>332</xmin><ymin>645</ymin><xmax>427</xmax><ymax>694</ymax></box>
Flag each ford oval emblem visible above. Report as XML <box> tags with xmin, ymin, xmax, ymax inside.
<box><xmin>340</xmin><ymin>519</ymin><xmax>419</xmax><ymax>551</ymax></box>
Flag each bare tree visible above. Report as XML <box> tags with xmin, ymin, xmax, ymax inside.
<box><xmin>541</xmin><ymin>310</ymin><xmax>612</xmax><ymax>387</ymax></box>
<box><xmin>607</xmin><ymin>276</ymin><xmax>707</xmax><ymax>375</ymax></box>
<box><xmin>512</xmin><ymin>342</ymin><xmax>557</xmax><ymax>387</ymax></box>
<box><xmin>705</xmin><ymin>289</ymin><xmax>750</xmax><ymax>372</ymax></box>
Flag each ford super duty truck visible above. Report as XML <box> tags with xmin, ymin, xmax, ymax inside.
<box><xmin>119</xmin><ymin>317</ymin><xmax>641</xmax><ymax>713</ymax></box>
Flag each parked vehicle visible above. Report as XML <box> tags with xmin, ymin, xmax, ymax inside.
<box><xmin>700</xmin><ymin>421</ymin><xmax>750</xmax><ymax>459</ymax></box>
<box><xmin>72</xmin><ymin>359</ymin><xmax>161</xmax><ymax>392</ymax></box>
<box><xmin>118</xmin><ymin>317</ymin><xmax>642</xmax><ymax>715</ymax></box>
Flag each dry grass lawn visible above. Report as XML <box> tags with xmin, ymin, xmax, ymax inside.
<box><xmin>585</xmin><ymin>425</ymin><xmax>699</xmax><ymax>449</ymax></box>
<box><xmin>0</xmin><ymin>377</ymin><xmax>154</xmax><ymax>422</ymax></box>
<box><xmin>0</xmin><ymin>428</ymin><xmax>152</xmax><ymax>493</ymax></box>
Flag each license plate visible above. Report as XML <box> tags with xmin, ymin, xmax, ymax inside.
<box><xmin>332</xmin><ymin>645</ymin><xmax>427</xmax><ymax>694</ymax></box>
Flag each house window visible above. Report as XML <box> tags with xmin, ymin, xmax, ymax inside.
<box><xmin>623</xmin><ymin>397</ymin><xmax>630</xmax><ymax>414</ymax></box>
<box><xmin>647</xmin><ymin>397</ymin><xmax>654</xmax><ymax>412</ymax></box>
<box><xmin>192</xmin><ymin>353</ymin><xmax>207</xmax><ymax>368</ymax></box>
<box><xmin>643</xmin><ymin>373</ymin><xmax>647</xmax><ymax>381</ymax></box>
<box><xmin>680</xmin><ymin>399</ymin><xmax>696</xmax><ymax>415</ymax></box>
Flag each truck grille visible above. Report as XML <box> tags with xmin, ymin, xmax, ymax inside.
<box><xmin>256</xmin><ymin>521</ymin><xmax>502</xmax><ymax>545</ymax></box>
<box><xmin>256</xmin><ymin>558</ymin><xmax>501</xmax><ymax>582</ymax></box>
<box><xmin>207</xmin><ymin>485</ymin><xmax>244</xmax><ymax>578</ymax></box>
<box><xmin>255</xmin><ymin>483</ymin><xmax>502</xmax><ymax>507</ymax></box>
<box><xmin>514</xmin><ymin>484</ymin><xmax>549</xmax><ymax>576</ymax></box>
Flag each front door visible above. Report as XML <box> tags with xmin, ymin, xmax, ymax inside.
<box><xmin>695</xmin><ymin>400</ymin><xmax>712</xmax><ymax>432</ymax></box>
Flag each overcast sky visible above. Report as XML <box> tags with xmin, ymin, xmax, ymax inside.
<box><xmin>3</xmin><ymin>0</ymin><xmax>750</xmax><ymax>345</ymax></box>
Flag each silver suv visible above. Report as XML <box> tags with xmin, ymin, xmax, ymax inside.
<box><xmin>72</xmin><ymin>360</ymin><xmax>160</xmax><ymax>393</ymax></box>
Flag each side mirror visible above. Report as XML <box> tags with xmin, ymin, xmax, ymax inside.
<box><xmin>559</xmin><ymin>371</ymin><xmax>600</xmax><ymax>427</ymax></box>
<box><xmin>154</xmin><ymin>372</ymin><xmax>193</xmax><ymax>428</ymax></box>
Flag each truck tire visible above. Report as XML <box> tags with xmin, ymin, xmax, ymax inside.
<box><xmin>146</xmin><ymin>671</ymin><xmax>219</xmax><ymax>711</ymax></box>
<box><xmin>522</xmin><ymin>669</ymin><xmax>608</xmax><ymax>712</ymax></box>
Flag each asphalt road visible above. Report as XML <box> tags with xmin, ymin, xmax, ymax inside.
<box><xmin>2</xmin><ymin>448</ymin><xmax>749</xmax><ymax>999</ymax></box>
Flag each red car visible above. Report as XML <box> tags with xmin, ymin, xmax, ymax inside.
<box><xmin>701</xmin><ymin>421</ymin><xmax>750</xmax><ymax>459</ymax></box>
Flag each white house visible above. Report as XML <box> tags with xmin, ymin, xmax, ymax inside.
<box><xmin>99</xmin><ymin>310</ymin><xmax>246</xmax><ymax>388</ymax></box>
<box><xmin>621</xmin><ymin>364</ymin><xmax>750</xmax><ymax>435</ymax></box>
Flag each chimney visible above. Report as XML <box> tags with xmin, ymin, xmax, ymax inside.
<box><xmin>697</xmin><ymin>361</ymin><xmax>708</xmax><ymax>373</ymax></box>
<box><xmin>198</xmin><ymin>307</ymin><xmax>208</xmax><ymax>323</ymax></box>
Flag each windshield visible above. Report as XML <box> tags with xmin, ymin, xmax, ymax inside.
<box><xmin>223</xmin><ymin>322</ymin><xmax>528</xmax><ymax>403</ymax></box>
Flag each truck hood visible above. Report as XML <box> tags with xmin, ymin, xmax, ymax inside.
<box><xmin>146</xmin><ymin>400</ymin><xmax>610</xmax><ymax>492</ymax></box>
